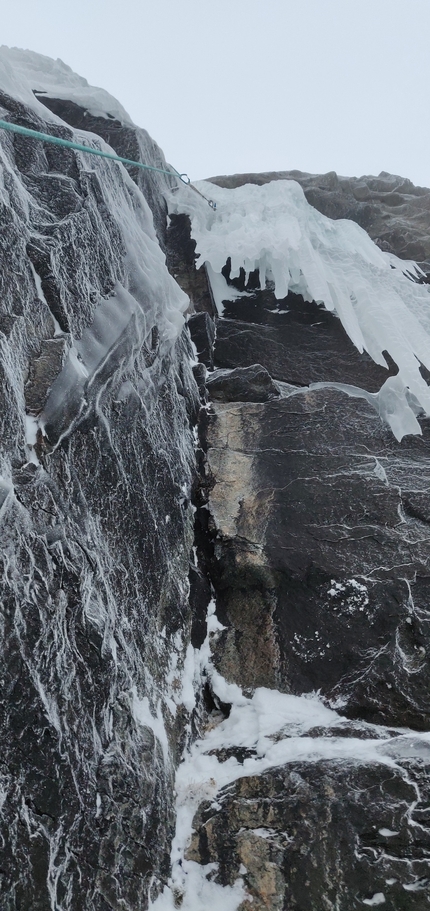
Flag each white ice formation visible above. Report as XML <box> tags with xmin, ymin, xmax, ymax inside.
<box><xmin>170</xmin><ymin>179</ymin><xmax>430</xmax><ymax>440</ymax></box>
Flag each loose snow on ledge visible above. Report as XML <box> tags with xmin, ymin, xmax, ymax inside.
<box><xmin>169</xmin><ymin>179</ymin><xmax>430</xmax><ymax>440</ymax></box>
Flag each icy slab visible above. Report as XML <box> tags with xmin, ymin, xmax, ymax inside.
<box><xmin>0</xmin><ymin>50</ymin><xmax>188</xmax><ymax>451</ymax></box>
<box><xmin>284</xmin><ymin>376</ymin><xmax>426</xmax><ymax>440</ymax></box>
<box><xmin>170</xmin><ymin>179</ymin><xmax>430</xmax><ymax>439</ymax></box>
<box><xmin>0</xmin><ymin>46</ymin><xmax>189</xmax><ymax>450</ymax></box>
<box><xmin>0</xmin><ymin>46</ymin><xmax>132</xmax><ymax>124</ymax></box>
<box><xmin>37</xmin><ymin>157</ymin><xmax>187</xmax><ymax>446</ymax></box>
<box><xmin>41</xmin><ymin>278</ymin><xmax>181</xmax><ymax>447</ymax></box>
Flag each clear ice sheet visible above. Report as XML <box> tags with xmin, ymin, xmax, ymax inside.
<box><xmin>170</xmin><ymin>179</ymin><xmax>430</xmax><ymax>440</ymax></box>
<box><xmin>38</xmin><ymin>150</ymin><xmax>188</xmax><ymax>444</ymax></box>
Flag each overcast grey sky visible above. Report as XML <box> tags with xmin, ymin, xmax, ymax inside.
<box><xmin>2</xmin><ymin>0</ymin><xmax>430</xmax><ymax>185</ymax></box>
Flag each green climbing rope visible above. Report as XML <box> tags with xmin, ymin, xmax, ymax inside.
<box><xmin>0</xmin><ymin>118</ymin><xmax>216</xmax><ymax>208</ymax></box>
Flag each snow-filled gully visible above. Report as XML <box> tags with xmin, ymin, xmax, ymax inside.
<box><xmin>150</xmin><ymin>596</ymin><xmax>430</xmax><ymax>910</ymax></box>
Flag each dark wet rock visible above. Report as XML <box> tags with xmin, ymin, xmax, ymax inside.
<box><xmin>166</xmin><ymin>213</ymin><xmax>215</xmax><ymax>314</ymax></box>
<box><xmin>189</xmin><ymin>561</ymin><xmax>212</xmax><ymax>649</ymax></box>
<box><xmin>209</xmin><ymin>169</ymin><xmax>430</xmax><ymax>273</ymax></box>
<box><xmin>188</xmin><ymin>762</ymin><xmax>430</xmax><ymax>910</ymax></box>
<box><xmin>188</xmin><ymin>310</ymin><xmax>216</xmax><ymax>368</ymax></box>
<box><xmin>215</xmin><ymin>290</ymin><xmax>398</xmax><ymax>390</ymax></box>
<box><xmin>191</xmin><ymin>362</ymin><xmax>208</xmax><ymax>404</ymax></box>
<box><xmin>206</xmin><ymin>364</ymin><xmax>280</xmax><ymax>403</ymax></box>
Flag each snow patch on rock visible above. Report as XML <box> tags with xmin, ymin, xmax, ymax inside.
<box><xmin>0</xmin><ymin>46</ymin><xmax>132</xmax><ymax>123</ymax></box>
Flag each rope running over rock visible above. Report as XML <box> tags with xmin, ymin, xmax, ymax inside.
<box><xmin>0</xmin><ymin>118</ymin><xmax>216</xmax><ymax>209</ymax></box>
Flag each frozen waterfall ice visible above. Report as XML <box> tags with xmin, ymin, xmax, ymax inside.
<box><xmin>170</xmin><ymin>178</ymin><xmax>430</xmax><ymax>440</ymax></box>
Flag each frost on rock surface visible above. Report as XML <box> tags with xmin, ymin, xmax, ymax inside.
<box><xmin>0</xmin><ymin>48</ymin><xmax>199</xmax><ymax>911</ymax></box>
<box><xmin>3</xmin><ymin>43</ymin><xmax>430</xmax><ymax>911</ymax></box>
<box><xmin>170</xmin><ymin>179</ymin><xmax>430</xmax><ymax>439</ymax></box>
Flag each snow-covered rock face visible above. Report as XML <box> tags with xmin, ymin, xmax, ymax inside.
<box><xmin>3</xmin><ymin>44</ymin><xmax>430</xmax><ymax>911</ymax></box>
<box><xmin>0</xmin><ymin>50</ymin><xmax>199</xmax><ymax>910</ymax></box>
